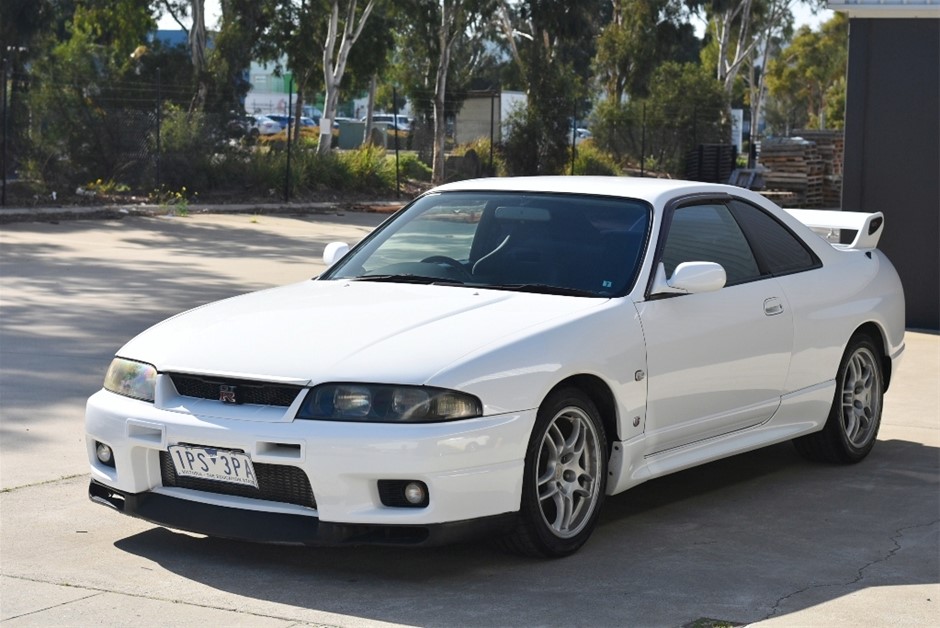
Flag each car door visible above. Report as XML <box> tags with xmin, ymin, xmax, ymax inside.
<box><xmin>635</xmin><ymin>199</ymin><xmax>794</xmax><ymax>453</ymax></box>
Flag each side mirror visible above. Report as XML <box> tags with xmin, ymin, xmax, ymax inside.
<box><xmin>323</xmin><ymin>242</ymin><xmax>350</xmax><ymax>267</ymax></box>
<box><xmin>650</xmin><ymin>261</ymin><xmax>726</xmax><ymax>296</ymax></box>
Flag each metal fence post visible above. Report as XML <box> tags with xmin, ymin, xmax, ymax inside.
<box><xmin>640</xmin><ymin>103</ymin><xmax>646</xmax><ymax>177</ymax></box>
<box><xmin>393</xmin><ymin>87</ymin><xmax>400</xmax><ymax>199</ymax></box>
<box><xmin>570</xmin><ymin>102</ymin><xmax>577</xmax><ymax>176</ymax></box>
<box><xmin>1</xmin><ymin>56</ymin><xmax>9</xmax><ymax>207</ymax></box>
<box><xmin>155</xmin><ymin>68</ymin><xmax>162</xmax><ymax>190</ymax></box>
<box><xmin>489</xmin><ymin>91</ymin><xmax>495</xmax><ymax>175</ymax></box>
<box><xmin>284</xmin><ymin>75</ymin><xmax>293</xmax><ymax>203</ymax></box>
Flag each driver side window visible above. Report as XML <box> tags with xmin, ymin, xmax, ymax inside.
<box><xmin>662</xmin><ymin>203</ymin><xmax>762</xmax><ymax>286</ymax></box>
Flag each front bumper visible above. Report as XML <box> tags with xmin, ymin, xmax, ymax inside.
<box><xmin>89</xmin><ymin>480</ymin><xmax>516</xmax><ymax>546</ymax></box>
<box><xmin>86</xmin><ymin>389</ymin><xmax>536</xmax><ymax>539</ymax></box>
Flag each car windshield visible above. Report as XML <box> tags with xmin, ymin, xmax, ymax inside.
<box><xmin>321</xmin><ymin>191</ymin><xmax>651</xmax><ymax>297</ymax></box>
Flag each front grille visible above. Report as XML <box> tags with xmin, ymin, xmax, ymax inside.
<box><xmin>159</xmin><ymin>451</ymin><xmax>316</xmax><ymax>509</ymax></box>
<box><xmin>168</xmin><ymin>373</ymin><xmax>303</xmax><ymax>407</ymax></box>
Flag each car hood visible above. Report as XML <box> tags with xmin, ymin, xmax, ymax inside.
<box><xmin>119</xmin><ymin>280</ymin><xmax>605</xmax><ymax>385</ymax></box>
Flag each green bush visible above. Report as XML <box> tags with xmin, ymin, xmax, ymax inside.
<box><xmin>571</xmin><ymin>141</ymin><xmax>621</xmax><ymax>176</ymax></box>
<box><xmin>501</xmin><ymin>105</ymin><xmax>571</xmax><ymax>177</ymax></box>
<box><xmin>339</xmin><ymin>144</ymin><xmax>393</xmax><ymax>189</ymax></box>
<box><xmin>158</xmin><ymin>104</ymin><xmax>216</xmax><ymax>191</ymax></box>
<box><xmin>396</xmin><ymin>152</ymin><xmax>433</xmax><ymax>181</ymax></box>
<box><xmin>592</xmin><ymin>63</ymin><xmax>727</xmax><ymax>177</ymax></box>
<box><xmin>453</xmin><ymin>138</ymin><xmax>505</xmax><ymax>177</ymax></box>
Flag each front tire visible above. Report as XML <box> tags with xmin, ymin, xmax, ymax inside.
<box><xmin>793</xmin><ymin>335</ymin><xmax>884</xmax><ymax>463</ymax></box>
<box><xmin>500</xmin><ymin>388</ymin><xmax>607</xmax><ymax>558</ymax></box>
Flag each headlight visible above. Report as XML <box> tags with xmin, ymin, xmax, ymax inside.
<box><xmin>296</xmin><ymin>384</ymin><xmax>482</xmax><ymax>423</ymax></box>
<box><xmin>103</xmin><ymin>358</ymin><xmax>157</xmax><ymax>402</ymax></box>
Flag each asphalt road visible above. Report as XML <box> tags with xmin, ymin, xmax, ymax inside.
<box><xmin>1</xmin><ymin>213</ymin><xmax>938</xmax><ymax>627</ymax></box>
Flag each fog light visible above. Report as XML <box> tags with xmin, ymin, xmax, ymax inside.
<box><xmin>377</xmin><ymin>480</ymin><xmax>429</xmax><ymax>508</ymax></box>
<box><xmin>404</xmin><ymin>481</ymin><xmax>427</xmax><ymax>505</ymax></box>
<box><xmin>95</xmin><ymin>441</ymin><xmax>114</xmax><ymax>467</ymax></box>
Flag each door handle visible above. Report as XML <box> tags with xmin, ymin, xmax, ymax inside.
<box><xmin>764</xmin><ymin>297</ymin><xmax>784</xmax><ymax>316</ymax></box>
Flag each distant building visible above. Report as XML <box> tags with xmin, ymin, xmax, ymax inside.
<box><xmin>453</xmin><ymin>90</ymin><xmax>527</xmax><ymax>145</ymax></box>
<box><xmin>244</xmin><ymin>60</ymin><xmax>298</xmax><ymax>115</ymax></box>
<box><xmin>829</xmin><ymin>0</ymin><xmax>940</xmax><ymax>329</ymax></box>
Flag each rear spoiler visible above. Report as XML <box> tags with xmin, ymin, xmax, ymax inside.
<box><xmin>785</xmin><ymin>209</ymin><xmax>885</xmax><ymax>249</ymax></box>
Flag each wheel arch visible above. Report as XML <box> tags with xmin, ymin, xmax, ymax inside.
<box><xmin>546</xmin><ymin>375</ymin><xmax>619</xmax><ymax>447</ymax></box>
<box><xmin>852</xmin><ymin>321</ymin><xmax>893</xmax><ymax>391</ymax></box>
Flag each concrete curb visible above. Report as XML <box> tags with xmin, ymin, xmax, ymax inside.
<box><xmin>0</xmin><ymin>200</ymin><xmax>405</xmax><ymax>224</ymax></box>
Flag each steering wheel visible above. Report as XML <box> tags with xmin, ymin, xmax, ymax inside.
<box><xmin>421</xmin><ymin>255</ymin><xmax>473</xmax><ymax>281</ymax></box>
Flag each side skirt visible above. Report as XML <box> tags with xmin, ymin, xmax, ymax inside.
<box><xmin>606</xmin><ymin>380</ymin><xmax>835</xmax><ymax>495</ymax></box>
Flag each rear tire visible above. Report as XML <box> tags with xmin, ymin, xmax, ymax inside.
<box><xmin>793</xmin><ymin>335</ymin><xmax>884</xmax><ymax>464</ymax></box>
<box><xmin>499</xmin><ymin>388</ymin><xmax>607</xmax><ymax>558</ymax></box>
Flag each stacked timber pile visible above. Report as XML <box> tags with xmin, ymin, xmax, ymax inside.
<box><xmin>794</xmin><ymin>130</ymin><xmax>845</xmax><ymax>207</ymax></box>
<box><xmin>759</xmin><ymin>137</ymin><xmax>824</xmax><ymax>207</ymax></box>
<box><xmin>685</xmin><ymin>144</ymin><xmax>738</xmax><ymax>184</ymax></box>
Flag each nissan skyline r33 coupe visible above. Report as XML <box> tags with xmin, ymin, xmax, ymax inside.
<box><xmin>86</xmin><ymin>176</ymin><xmax>905</xmax><ymax>557</ymax></box>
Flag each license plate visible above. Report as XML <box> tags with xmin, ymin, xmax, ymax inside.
<box><xmin>168</xmin><ymin>445</ymin><xmax>259</xmax><ymax>489</ymax></box>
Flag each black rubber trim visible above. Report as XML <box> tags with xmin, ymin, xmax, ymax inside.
<box><xmin>89</xmin><ymin>480</ymin><xmax>515</xmax><ymax>547</ymax></box>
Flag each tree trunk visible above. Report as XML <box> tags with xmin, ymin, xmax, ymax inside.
<box><xmin>317</xmin><ymin>0</ymin><xmax>376</xmax><ymax>156</ymax></box>
<box><xmin>319</xmin><ymin>79</ymin><xmax>341</xmax><ymax>156</ymax></box>
<box><xmin>188</xmin><ymin>0</ymin><xmax>209</xmax><ymax>114</ymax></box>
<box><xmin>293</xmin><ymin>68</ymin><xmax>313</xmax><ymax>145</ymax></box>
<box><xmin>432</xmin><ymin>4</ymin><xmax>455</xmax><ymax>183</ymax></box>
<box><xmin>364</xmin><ymin>74</ymin><xmax>376</xmax><ymax>145</ymax></box>
<box><xmin>712</xmin><ymin>0</ymin><xmax>758</xmax><ymax>97</ymax></box>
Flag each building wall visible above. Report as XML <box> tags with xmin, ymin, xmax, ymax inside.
<box><xmin>841</xmin><ymin>18</ymin><xmax>940</xmax><ymax>330</ymax></box>
<box><xmin>454</xmin><ymin>91</ymin><xmax>528</xmax><ymax>146</ymax></box>
<box><xmin>455</xmin><ymin>94</ymin><xmax>501</xmax><ymax>145</ymax></box>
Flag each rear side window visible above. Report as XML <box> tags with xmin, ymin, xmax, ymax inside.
<box><xmin>729</xmin><ymin>200</ymin><xmax>820</xmax><ymax>275</ymax></box>
<box><xmin>661</xmin><ymin>203</ymin><xmax>762</xmax><ymax>285</ymax></box>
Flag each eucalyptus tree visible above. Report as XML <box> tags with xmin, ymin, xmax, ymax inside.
<box><xmin>691</xmin><ymin>0</ymin><xmax>820</xmax><ymax>102</ymax></box>
<box><xmin>594</xmin><ymin>0</ymin><xmax>698</xmax><ymax>103</ymax></box>
<box><xmin>741</xmin><ymin>0</ymin><xmax>793</xmax><ymax>145</ymax></box>
<box><xmin>264</xmin><ymin>0</ymin><xmax>325</xmax><ymax>139</ymax></box>
<box><xmin>211</xmin><ymin>0</ymin><xmax>280</xmax><ymax>116</ymax></box>
<box><xmin>495</xmin><ymin>0</ymin><xmax>604</xmax><ymax>174</ymax></box>
<box><xmin>24</xmin><ymin>0</ymin><xmax>160</xmax><ymax>186</ymax></box>
<box><xmin>766</xmin><ymin>12</ymin><xmax>848</xmax><ymax>131</ymax></box>
<box><xmin>429</xmin><ymin>0</ymin><xmax>496</xmax><ymax>182</ymax></box>
<box><xmin>317</xmin><ymin>0</ymin><xmax>378</xmax><ymax>155</ymax></box>
<box><xmin>385</xmin><ymin>0</ymin><xmax>500</xmax><ymax>172</ymax></box>
<box><xmin>702</xmin><ymin>0</ymin><xmax>760</xmax><ymax>95</ymax></box>
<box><xmin>1</xmin><ymin>0</ymin><xmax>59</xmax><ymax>181</ymax></box>
<box><xmin>160</xmin><ymin>1</ymin><xmax>210</xmax><ymax>112</ymax></box>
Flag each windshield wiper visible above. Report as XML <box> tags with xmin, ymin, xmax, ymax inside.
<box><xmin>486</xmin><ymin>283</ymin><xmax>599</xmax><ymax>297</ymax></box>
<box><xmin>352</xmin><ymin>274</ymin><xmax>465</xmax><ymax>286</ymax></box>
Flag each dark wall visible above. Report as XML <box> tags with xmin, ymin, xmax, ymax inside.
<box><xmin>842</xmin><ymin>18</ymin><xmax>940</xmax><ymax>330</ymax></box>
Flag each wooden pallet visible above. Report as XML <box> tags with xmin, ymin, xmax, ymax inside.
<box><xmin>758</xmin><ymin>134</ymin><xmax>843</xmax><ymax>208</ymax></box>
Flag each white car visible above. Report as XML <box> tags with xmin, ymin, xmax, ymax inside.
<box><xmin>364</xmin><ymin>113</ymin><xmax>411</xmax><ymax>132</ymax></box>
<box><xmin>86</xmin><ymin>177</ymin><xmax>905</xmax><ymax>557</ymax></box>
<box><xmin>248</xmin><ymin>114</ymin><xmax>281</xmax><ymax>136</ymax></box>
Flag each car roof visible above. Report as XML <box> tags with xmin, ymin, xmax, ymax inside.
<box><xmin>429</xmin><ymin>176</ymin><xmax>750</xmax><ymax>207</ymax></box>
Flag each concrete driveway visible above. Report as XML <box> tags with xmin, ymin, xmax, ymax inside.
<box><xmin>1</xmin><ymin>213</ymin><xmax>937</xmax><ymax>627</ymax></box>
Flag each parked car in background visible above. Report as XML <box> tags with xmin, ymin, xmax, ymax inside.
<box><xmin>332</xmin><ymin>116</ymin><xmax>358</xmax><ymax>128</ymax></box>
<box><xmin>303</xmin><ymin>106</ymin><xmax>322</xmax><ymax>125</ymax></box>
<box><xmin>266</xmin><ymin>114</ymin><xmax>317</xmax><ymax>131</ymax></box>
<box><xmin>364</xmin><ymin>113</ymin><xmax>411</xmax><ymax>132</ymax></box>
<box><xmin>248</xmin><ymin>114</ymin><xmax>280</xmax><ymax>137</ymax></box>
<box><xmin>86</xmin><ymin>177</ymin><xmax>905</xmax><ymax>558</ymax></box>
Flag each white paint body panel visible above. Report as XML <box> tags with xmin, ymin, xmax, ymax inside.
<box><xmin>86</xmin><ymin>176</ymin><xmax>906</xmax><ymax>533</ymax></box>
